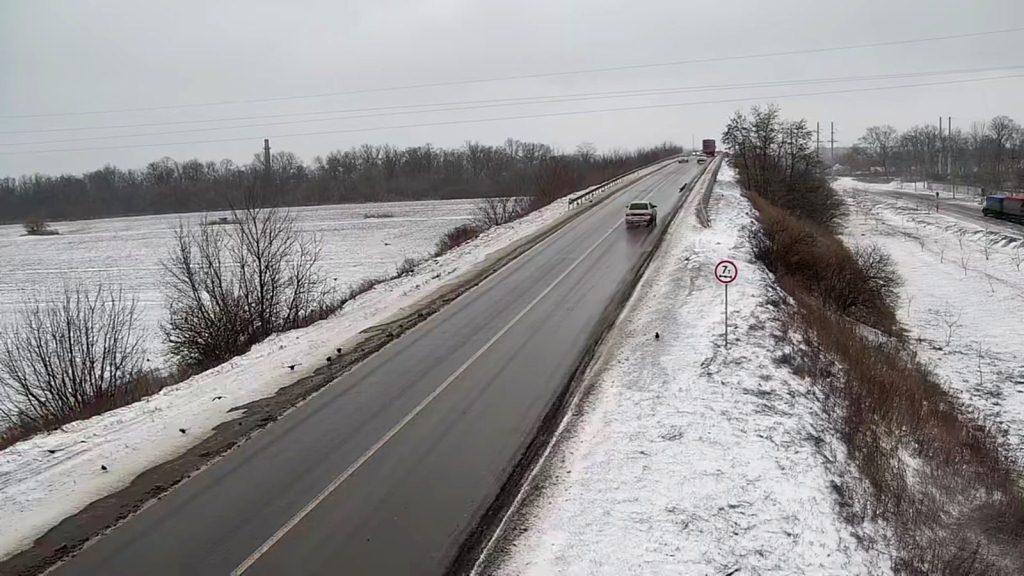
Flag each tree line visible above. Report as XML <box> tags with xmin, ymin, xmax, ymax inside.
<box><xmin>0</xmin><ymin>140</ymin><xmax>680</xmax><ymax>223</ymax></box>
<box><xmin>850</xmin><ymin>115</ymin><xmax>1024</xmax><ymax>191</ymax></box>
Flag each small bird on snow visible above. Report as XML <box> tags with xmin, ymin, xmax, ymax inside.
<box><xmin>100</xmin><ymin>464</ymin><xmax>108</xmax><ymax>472</ymax></box>
<box><xmin>179</xmin><ymin>428</ymin><xmax>187</xmax><ymax>434</ymax></box>
<box><xmin>655</xmin><ymin>331</ymin><xmax>661</xmax><ymax>340</ymax></box>
<box><xmin>286</xmin><ymin>364</ymin><xmax>299</xmax><ymax>371</ymax></box>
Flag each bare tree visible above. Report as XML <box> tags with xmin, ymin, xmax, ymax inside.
<box><xmin>475</xmin><ymin>196</ymin><xmax>530</xmax><ymax>227</ymax></box>
<box><xmin>162</xmin><ymin>194</ymin><xmax>331</xmax><ymax>370</ymax></box>
<box><xmin>857</xmin><ymin>125</ymin><xmax>899</xmax><ymax>176</ymax></box>
<box><xmin>931</xmin><ymin>307</ymin><xmax>963</xmax><ymax>349</ymax></box>
<box><xmin>0</xmin><ymin>285</ymin><xmax>146</xmax><ymax>430</ymax></box>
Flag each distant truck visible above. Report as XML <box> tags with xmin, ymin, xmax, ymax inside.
<box><xmin>702</xmin><ymin>139</ymin><xmax>716</xmax><ymax>156</ymax></box>
<box><xmin>982</xmin><ymin>195</ymin><xmax>1024</xmax><ymax>224</ymax></box>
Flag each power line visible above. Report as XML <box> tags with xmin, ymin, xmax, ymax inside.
<box><xmin>3</xmin><ymin>26</ymin><xmax>1023</xmax><ymax>120</ymax></box>
<box><xmin>3</xmin><ymin>73</ymin><xmax>1021</xmax><ymax>156</ymax></box>
<box><xmin>6</xmin><ymin>64</ymin><xmax>1021</xmax><ymax>139</ymax></box>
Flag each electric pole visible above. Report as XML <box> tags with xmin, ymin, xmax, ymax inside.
<box><xmin>939</xmin><ymin>116</ymin><xmax>943</xmax><ymax>175</ymax></box>
<box><xmin>263</xmin><ymin>138</ymin><xmax>273</xmax><ymax>185</ymax></box>
<box><xmin>828</xmin><ymin>122</ymin><xmax>837</xmax><ymax>164</ymax></box>
<box><xmin>816</xmin><ymin>122</ymin><xmax>821</xmax><ymax>159</ymax></box>
<box><xmin>947</xmin><ymin>116</ymin><xmax>954</xmax><ymax>197</ymax></box>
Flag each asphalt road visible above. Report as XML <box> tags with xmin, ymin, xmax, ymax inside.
<box><xmin>51</xmin><ymin>160</ymin><xmax>702</xmax><ymax>576</ymax></box>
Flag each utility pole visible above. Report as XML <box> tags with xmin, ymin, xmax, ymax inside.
<box><xmin>947</xmin><ymin>116</ymin><xmax>953</xmax><ymax>177</ymax></box>
<box><xmin>263</xmin><ymin>138</ymin><xmax>273</xmax><ymax>185</ymax></box>
<box><xmin>816</xmin><ymin>122</ymin><xmax>821</xmax><ymax>159</ymax></box>
<box><xmin>938</xmin><ymin>116</ymin><xmax>943</xmax><ymax>175</ymax></box>
<box><xmin>828</xmin><ymin>122</ymin><xmax>837</xmax><ymax>164</ymax></box>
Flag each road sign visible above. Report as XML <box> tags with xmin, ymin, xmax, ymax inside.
<box><xmin>713</xmin><ymin>260</ymin><xmax>738</xmax><ymax>348</ymax></box>
<box><xmin>714</xmin><ymin>260</ymin><xmax>738</xmax><ymax>285</ymax></box>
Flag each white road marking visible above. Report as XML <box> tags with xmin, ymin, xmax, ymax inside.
<box><xmin>229</xmin><ymin>166</ymin><xmax>688</xmax><ymax>575</ymax></box>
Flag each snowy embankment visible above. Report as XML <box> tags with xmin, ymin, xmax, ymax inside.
<box><xmin>482</xmin><ymin>165</ymin><xmax>890</xmax><ymax>575</ymax></box>
<box><xmin>0</xmin><ymin>197</ymin><xmax>577</xmax><ymax>561</ymax></box>
<box><xmin>835</xmin><ymin>178</ymin><xmax>1024</xmax><ymax>464</ymax></box>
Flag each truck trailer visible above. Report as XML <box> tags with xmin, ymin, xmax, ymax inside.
<box><xmin>982</xmin><ymin>195</ymin><xmax>1024</xmax><ymax>224</ymax></box>
<box><xmin>702</xmin><ymin>139</ymin><xmax>716</xmax><ymax>156</ymax></box>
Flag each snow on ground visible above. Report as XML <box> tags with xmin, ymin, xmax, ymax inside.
<box><xmin>0</xmin><ymin>199</ymin><xmax>478</xmax><ymax>361</ymax></box>
<box><xmin>483</xmin><ymin>165</ymin><xmax>891</xmax><ymax>576</ymax></box>
<box><xmin>0</xmin><ymin>196</ymin><xmax>572</xmax><ymax>561</ymax></box>
<box><xmin>835</xmin><ymin>178</ymin><xmax>1024</xmax><ymax>464</ymax></box>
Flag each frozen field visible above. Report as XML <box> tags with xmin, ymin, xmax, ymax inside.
<box><xmin>0</xmin><ymin>199</ymin><xmax>477</xmax><ymax>361</ymax></box>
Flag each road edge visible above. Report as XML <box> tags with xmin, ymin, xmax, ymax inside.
<box><xmin>0</xmin><ymin>156</ymin><xmax>680</xmax><ymax>576</ymax></box>
<box><xmin>448</xmin><ymin>156</ymin><xmax>723</xmax><ymax>576</ymax></box>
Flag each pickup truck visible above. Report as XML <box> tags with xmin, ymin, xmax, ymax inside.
<box><xmin>625</xmin><ymin>201</ymin><xmax>657</xmax><ymax>227</ymax></box>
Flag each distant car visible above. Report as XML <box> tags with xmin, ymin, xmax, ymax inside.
<box><xmin>679</xmin><ymin>157</ymin><xmax>689</xmax><ymax>163</ymax></box>
<box><xmin>625</xmin><ymin>201</ymin><xmax>657</xmax><ymax>227</ymax></box>
<box><xmin>697</xmin><ymin>157</ymin><xmax>707</xmax><ymax>164</ymax></box>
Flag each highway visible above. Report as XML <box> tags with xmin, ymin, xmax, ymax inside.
<box><xmin>51</xmin><ymin>159</ymin><xmax>702</xmax><ymax>575</ymax></box>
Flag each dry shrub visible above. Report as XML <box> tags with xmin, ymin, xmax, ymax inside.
<box><xmin>792</xmin><ymin>297</ymin><xmax>1024</xmax><ymax>575</ymax></box>
<box><xmin>434</xmin><ymin>223</ymin><xmax>482</xmax><ymax>256</ymax></box>
<box><xmin>747</xmin><ymin>193</ymin><xmax>901</xmax><ymax>334</ymax></box>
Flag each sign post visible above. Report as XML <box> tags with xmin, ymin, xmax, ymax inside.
<box><xmin>714</xmin><ymin>260</ymin><xmax>738</xmax><ymax>348</ymax></box>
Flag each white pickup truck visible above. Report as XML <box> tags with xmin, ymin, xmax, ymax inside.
<box><xmin>625</xmin><ymin>201</ymin><xmax>658</xmax><ymax>227</ymax></box>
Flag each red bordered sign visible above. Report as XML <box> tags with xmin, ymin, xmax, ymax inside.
<box><xmin>714</xmin><ymin>260</ymin><xmax>738</xmax><ymax>285</ymax></box>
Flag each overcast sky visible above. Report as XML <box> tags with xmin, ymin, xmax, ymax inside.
<box><xmin>2</xmin><ymin>0</ymin><xmax>1023</xmax><ymax>176</ymax></box>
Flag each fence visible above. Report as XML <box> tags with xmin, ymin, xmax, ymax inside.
<box><xmin>566</xmin><ymin>155</ymin><xmax>681</xmax><ymax>209</ymax></box>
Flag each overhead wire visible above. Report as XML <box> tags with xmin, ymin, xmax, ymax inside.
<box><xmin>3</xmin><ymin>25</ymin><xmax>1022</xmax><ymax>120</ymax></box>
<box><xmin>3</xmin><ymin>73</ymin><xmax>1021</xmax><ymax>155</ymax></box>
<box><xmin>4</xmin><ymin>64</ymin><xmax>1023</xmax><ymax>139</ymax></box>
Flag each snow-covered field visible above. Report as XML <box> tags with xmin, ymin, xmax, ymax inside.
<box><xmin>0</xmin><ymin>199</ymin><xmax>477</xmax><ymax>360</ymax></box>
<box><xmin>836</xmin><ymin>178</ymin><xmax>1024</xmax><ymax>464</ymax></box>
<box><xmin>0</xmin><ymin>196</ymin><xmax>573</xmax><ymax>561</ymax></box>
<box><xmin>482</xmin><ymin>166</ymin><xmax>891</xmax><ymax>575</ymax></box>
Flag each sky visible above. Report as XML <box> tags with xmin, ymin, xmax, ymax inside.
<box><xmin>2</xmin><ymin>0</ymin><xmax>1023</xmax><ymax>176</ymax></box>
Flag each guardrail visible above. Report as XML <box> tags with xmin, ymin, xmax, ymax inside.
<box><xmin>566</xmin><ymin>154</ymin><xmax>681</xmax><ymax>209</ymax></box>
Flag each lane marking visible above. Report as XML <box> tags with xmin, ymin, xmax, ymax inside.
<box><xmin>229</xmin><ymin>184</ymin><xmax>664</xmax><ymax>574</ymax></box>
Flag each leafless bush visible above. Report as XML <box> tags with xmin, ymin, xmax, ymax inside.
<box><xmin>363</xmin><ymin>211</ymin><xmax>395</xmax><ymax>219</ymax></box>
<box><xmin>475</xmin><ymin>196</ymin><xmax>530</xmax><ymax>227</ymax></box>
<box><xmin>22</xmin><ymin>218</ymin><xmax>59</xmax><ymax>236</ymax></box>
<box><xmin>747</xmin><ymin>194</ymin><xmax>901</xmax><ymax>334</ymax></box>
<box><xmin>162</xmin><ymin>196</ymin><xmax>332</xmax><ymax>370</ymax></box>
<box><xmin>1011</xmin><ymin>246</ymin><xmax>1022</xmax><ymax>272</ymax></box>
<box><xmin>396</xmin><ymin>256</ymin><xmax>420</xmax><ymax>276</ymax></box>
<box><xmin>0</xmin><ymin>285</ymin><xmax>146</xmax><ymax>431</ymax></box>
<box><xmin>433</xmin><ymin>223</ymin><xmax>482</xmax><ymax>257</ymax></box>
